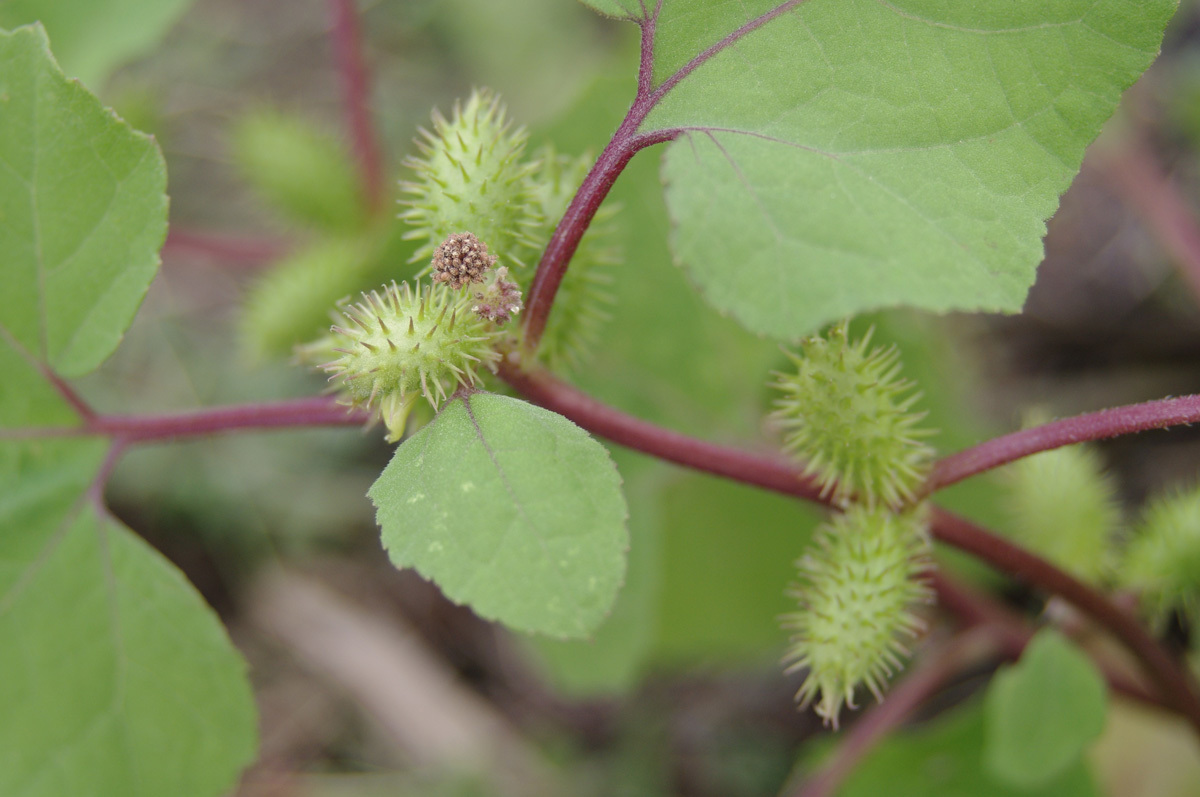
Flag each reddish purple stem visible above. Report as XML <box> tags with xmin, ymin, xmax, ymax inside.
<box><xmin>329</xmin><ymin>0</ymin><xmax>385</xmax><ymax>213</ymax></box>
<box><xmin>928</xmin><ymin>393</ymin><xmax>1200</xmax><ymax>493</ymax></box>
<box><xmin>498</xmin><ymin>363</ymin><xmax>1200</xmax><ymax>736</ymax></box>
<box><xmin>6</xmin><ymin>397</ymin><xmax>369</xmax><ymax>443</ymax></box>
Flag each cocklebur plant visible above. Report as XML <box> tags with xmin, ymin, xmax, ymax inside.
<box><xmin>770</xmin><ymin>322</ymin><xmax>938</xmax><ymax>724</ymax></box>
<box><xmin>4</xmin><ymin>3</ymin><xmax>1200</xmax><ymax>796</ymax></box>
<box><xmin>782</xmin><ymin>505</ymin><xmax>934</xmax><ymax>728</ymax></box>
<box><xmin>1120</xmin><ymin>483</ymin><xmax>1200</xmax><ymax>629</ymax></box>
<box><xmin>771</xmin><ymin>321</ymin><xmax>935</xmax><ymax>510</ymax></box>
<box><xmin>304</xmin><ymin>274</ymin><xmax>505</xmax><ymax>442</ymax></box>
<box><xmin>400</xmin><ymin>88</ymin><xmax>542</xmax><ymax>270</ymax></box>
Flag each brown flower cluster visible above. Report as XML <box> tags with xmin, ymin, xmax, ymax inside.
<box><xmin>431</xmin><ymin>232</ymin><xmax>497</xmax><ymax>290</ymax></box>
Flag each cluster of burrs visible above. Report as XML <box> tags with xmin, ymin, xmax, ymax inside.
<box><xmin>772</xmin><ymin>321</ymin><xmax>937</xmax><ymax>727</ymax></box>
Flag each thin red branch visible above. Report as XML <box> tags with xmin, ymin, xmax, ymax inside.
<box><xmin>521</xmin><ymin>118</ymin><xmax>670</xmax><ymax>348</ymax></box>
<box><xmin>498</xmin><ymin>363</ymin><xmax>1200</xmax><ymax>735</ymax></box>
<box><xmin>328</xmin><ymin>0</ymin><xmax>386</xmax><ymax>213</ymax></box>
<box><xmin>87</xmin><ymin>440</ymin><xmax>128</xmax><ymax>510</ymax></box>
<box><xmin>163</xmin><ymin>228</ymin><xmax>290</xmax><ymax>266</ymax></box>
<box><xmin>523</xmin><ymin>1</ymin><xmax>813</xmax><ymax>351</ymax></box>
<box><xmin>499</xmin><ymin>362</ymin><xmax>825</xmax><ymax>500</ymax></box>
<box><xmin>930</xmin><ymin>571</ymin><xmax>1165</xmax><ymax>710</ymax></box>
<box><xmin>1095</xmin><ymin>136</ymin><xmax>1200</xmax><ymax>304</ymax></box>
<box><xmin>2</xmin><ymin>397</ymin><xmax>370</xmax><ymax>443</ymax></box>
<box><xmin>927</xmin><ymin>393</ymin><xmax>1200</xmax><ymax>493</ymax></box>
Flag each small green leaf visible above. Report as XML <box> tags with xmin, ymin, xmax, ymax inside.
<box><xmin>0</xmin><ymin>24</ymin><xmax>167</xmax><ymax>378</ymax></box>
<box><xmin>0</xmin><ymin>461</ymin><xmax>258</xmax><ymax>797</ymax></box>
<box><xmin>984</xmin><ymin>630</ymin><xmax>1108</xmax><ymax>788</ymax></box>
<box><xmin>644</xmin><ymin>0</ymin><xmax>1175</xmax><ymax>339</ymax></box>
<box><xmin>370</xmin><ymin>393</ymin><xmax>629</xmax><ymax>639</ymax></box>
<box><xmin>0</xmin><ymin>0</ymin><xmax>193</xmax><ymax>89</ymax></box>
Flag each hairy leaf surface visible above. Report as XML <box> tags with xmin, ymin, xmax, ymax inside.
<box><xmin>0</xmin><ymin>25</ymin><xmax>166</xmax><ymax>378</ymax></box>
<box><xmin>581</xmin><ymin>1</ymin><xmax>1176</xmax><ymax>337</ymax></box>
<box><xmin>371</xmin><ymin>393</ymin><xmax>629</xmax><ymax>638</ymax></box>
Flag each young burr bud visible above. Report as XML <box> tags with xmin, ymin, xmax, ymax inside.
<box><xmin>771</xmin><ymin>322</ymin><xmax>935</xmax><ymax>509</ymax></box>
<box><xmin>311</xmin><ymin>280</ymin><xmax>500</xmax><ymax>442</ymax></box>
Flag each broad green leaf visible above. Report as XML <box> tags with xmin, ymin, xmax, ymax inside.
<box><xmin>0</xmin><ymin>0</ymin><xmax>192</xmax><ymax>89</ymax></box>
<box><xmin>370</xmin><ymin>393</ymin><xmax>629</xmax><ymax>639</ymax></box>
<box><xmin>0</xmin><ymin>27</ymin><xmax>257</xmax><ymax>795</ymax></box>
<box><xmin>0</xmin><ymin>24</ymin><xmax>166</xmax><ymax>378</ymax></box>
<box><xmin>799</xmin><ymin>698</ymin><xmax>1098</xmax><ymax>797</ymax></box>
<box><xmin>983</xmin><ymin>630</ymin><xmax>1108</xmax><ymax>788</ymax></box>
<box><xmin>0</xmin><ymin>487</ymin><xmax>258</xmax><ymax>797</ymax></box>
<box><xmin>639</xmin><ymin>0</ymin><xmax>1175</xmax><ymax>339</ymax></box>
<box><xmin>0</xmin><ymin>351</ymin><xmax>256</xmax><ymax>796</ymax></box>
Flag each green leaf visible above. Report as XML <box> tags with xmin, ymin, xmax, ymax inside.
<box><xmin>802</xmin><ymin>698</ymin><xmax>1098</xmax><ymax>797</ymax></box>
<box><xmin>231</xmin><ymin>110</ymin><xmax>368</xmax><ymax>234</ymax></box>
<box><xmin>0</xmin><ymin>484</ymin><xmax>258</xmax><ymax>797</ymax></box>
<box><xmin>370</xmin><ymin>393</ymin><xmax>629</xmax><ymax>639</ymax></box>
<box><xmin>0</xmin><ymin>354</ymin><xmax>256</xmax><ymax>796</ymax></box>
<box><xmin>0</xmin><ymin>27</ymin><xmax>256</xmax><ymax>795</ymax></box>
<box><xmin>643</xmin><ymin>0</ymin><xmax>1175</xmax><ymax>339</ymax></box>
<box><xmin>0</xmin><ymin>0</ymin><xmax>193</xmax><ymax>89</ymax></box>
<box><xmin>983</xmin><ymin>630</ymin><xmax>1108</xmax><ymax>788</ymax></box>
<box><xmin>0</xmin><ymin>24</ymin><xmax>167</xmax><ymax>379</ymax></box>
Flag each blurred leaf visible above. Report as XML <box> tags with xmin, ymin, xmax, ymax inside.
<box><xmin>0</xmin><ymin>24</ymin><xmax>166</xmax><ymax>378</ymax></box>
<box><xmin>0</xmin><ymin>0</ymin><xmax>192</xmax><ymax>89</ymax></box>
<box><xmin>231</xmin><ymin>110</ymin><xmax>368</xmax><ymax>233</ymax></box>
<box><xmin>370</xmin><ymin>393</ymin><xmax>629</xmax><ymax>639</ymax></box>
<box><xmin>802</xmin><ymin>698</ymin><xmax>1098</xmax><ymax>797</ymax></box>
<box><xmin>653</xmin><ymin>471</ymin><xmax>821</xmax><ymax>662</ymax></box>
<box><xmin>983</xmin><ymin>630</ymin><xmax>1108</xmax><ymax>789</ymax></box>
<box><xmin>239</xmin><ymin>220</ymin><xmax>420</xmax><ymax>361</ymax></box>
<box><xmin>641</xmin><ymin>0</ymin><xmax>1174</xmax><ymax>339</ymax></box>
